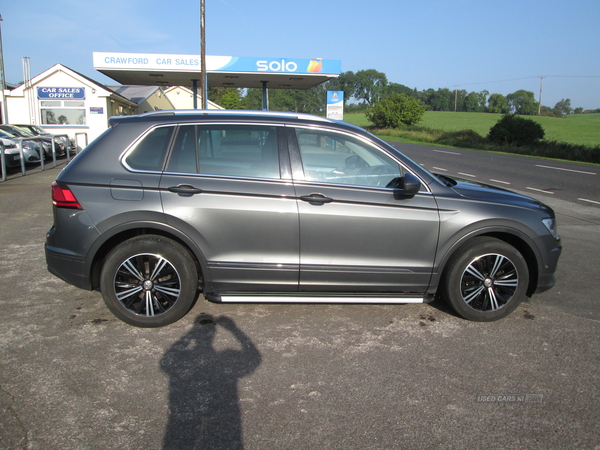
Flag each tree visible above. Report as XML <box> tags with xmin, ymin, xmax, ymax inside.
<box><xmin>488</xmin><ymin>93</ymin><xmax>509</xmax><ymax>114</ymax></box>
<box><xmin>454</xmin><ymin>89</ymin><xmax>468</xmax><ymax>112</ymax></box>
<box><xmin>507</xmin><ymin>90</ymin><xmax>538</xmax><ymax>115</ymax></box>
<box><xmin>241</xmin><ymin>88</ymin><xmax>263</xmax><ymax>110</ymax></box>
<box><xmin>365</xmin><ymin>94</ymin><xmax>425</xmax><ymax>128</ymax></box>
<box><xmin>209</xmin><ymin>87</ymin><xmax>242</xmax><ymax>107</ymax></box>
<box><xmin>464</xmin><ymin>92</ymin><xmax>482</xmax><ymax>112</ymax></box>
<box><xmin>388</xmin><ymin>82</ymin><xmax>414</xmax><ymax>97</ymax></box>
<box><xmin>219</xmin><ymin>90</ymin><xmax>243</xmax><ymax>109</ymax></box>
<box><xmin>421</xmin><ymin>88</ymin><xmax>453</xmax><ymax>111</ymax></box>
<box><xmin>353</xmin><ymin>69</ymin><xmax>388</xmax><ymax>106</ymax></box>
<box><xmin>554</xmin><ymin>98</ymin><xmax>573</xmax><ymax>117</ymax></box>
<box><xmin>477</xmin><ymin>90</ymin><xmax>489</xmax><ymax>112</ymax></box>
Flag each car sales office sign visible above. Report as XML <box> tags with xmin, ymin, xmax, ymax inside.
<box><xmin>38</xmin><ymin>87</ymin><xmax>85</xmax><ymax>100</ymax></box>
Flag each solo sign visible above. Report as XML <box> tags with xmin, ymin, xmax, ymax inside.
<box><xmin>38</xmin><ymin>87</ymin><xmax>85</xmax><ymax>100</ymax></box>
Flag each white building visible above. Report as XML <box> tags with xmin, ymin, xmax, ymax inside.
<box><xmin>4</xmin><ymin>64</ymin><xmax>138</xmax><ymax>147</ymax></box>
<box><xmin>2</xmin><ymin>64</ymin><xmax>221</xmax><ymax>148</ymax></box>
<box><xmin>163</xmin><ymin>86</ymin><xmax>222</xmax><ymax>110</ymax></box>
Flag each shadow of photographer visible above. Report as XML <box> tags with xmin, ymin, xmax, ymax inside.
<box><xmin>161</xmin><ymin>314</ymin><xmax>262</xmax><ymax>450</ymax></box>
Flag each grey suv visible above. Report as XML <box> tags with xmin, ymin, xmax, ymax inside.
<box><xmin>45</xmin><ymin>110</ymin><xmax>561</xmax><ymax>327</ymax></box>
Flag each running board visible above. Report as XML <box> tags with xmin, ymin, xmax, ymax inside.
<box><xmin>207</xmin><ymin>294</ymin><xmax>430</xmax><ymax>304</ymax></box>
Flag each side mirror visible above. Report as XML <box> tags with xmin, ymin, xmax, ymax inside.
<box><xmin>402</xmin><ymin>172</ymin><xmax>421</xmax><ymax>198</ymax></box>
<box><xmin>386</xmin><ymin>173</ymin><xmax>421</xmax><ymax>199</ymax></box>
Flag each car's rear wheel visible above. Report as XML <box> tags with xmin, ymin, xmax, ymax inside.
<box><xmin>100</xmin><ymin>235</ymin><xmax>198</xmax><ymax>327</ymax></box>
<box><xmin>443</xmin><ymin>237</ymin><xmax>529</xmax><ymax>322</ymax></box>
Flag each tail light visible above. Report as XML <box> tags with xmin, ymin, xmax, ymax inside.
<box><xmin>52</xmin><ymin>182</ymin><xmax>83</xmax><ymax>209</ymax></box>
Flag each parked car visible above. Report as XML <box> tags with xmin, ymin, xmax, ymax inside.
<box><xmin>13</xmin><ymin>124</ymin><xmax>69</xmax><ymax>156</ymax></box>
<box><xmin>0</xmin><ymin>130</ymin><xmax>42</xmax><ymax>164</ymax></box>
<box><xmin>0</xmin><ymin>138</ymin><xmax>22</xmax><ymax>169</ymax></box>
<box><xmin>45</xmin><ymin>110</ymin><xmax>562</xmax><ymax>327</ymax></box>
<box><xmin>0</xmin><ymin>124</ymin><xmax>54</xmax><ymax>159</ymax></box>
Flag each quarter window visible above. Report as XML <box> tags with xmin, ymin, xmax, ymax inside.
<box><xmin>125</xmin><ymin>126</ymin><xmax>174</xmax><ymax>171</ymax></box>
<box><xmin>167</xmin><ymin>125</ymin><xmax>280</xmax><ymax>179</ymax></box>
<box><xmin>295</xmin><ymin>129</ymin><xmax>401</xmax><ymax>188</ymax></box>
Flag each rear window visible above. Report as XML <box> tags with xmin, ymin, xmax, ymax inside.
<box><xmin>125</xmin><ymin>126</ymin><xmax>174</xmax><ymax>171</ymax></box>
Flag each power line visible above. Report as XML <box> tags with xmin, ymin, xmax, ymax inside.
<box><xmin>449</xmin><ymin>75</ymin><xmax>600</xmax><ymax>88</ymax></box>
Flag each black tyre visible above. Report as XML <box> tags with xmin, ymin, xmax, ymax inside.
<box><xmin>442</xmin><ymin>237</ymin><xmax>529</xmax><ymax>322</ymax></box>
<box><xmin>100</xmin><ymin>235</ymin><xmax>199</xmax><ymax>327</ymax></box>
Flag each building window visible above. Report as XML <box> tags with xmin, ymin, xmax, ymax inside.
<box><xmin>41</xmin><ymin>100</ymin><xmax>86</xmax><ymax>125</ymax></box>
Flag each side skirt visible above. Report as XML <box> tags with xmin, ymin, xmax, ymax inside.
<box><xmin>206</xmin><ymin>293</ymin><xmax>433</xmax><ymax>304</ymax></box>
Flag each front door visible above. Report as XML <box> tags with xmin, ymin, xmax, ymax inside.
<box><xmin>290</xmin><ymin>127</ymin><xmax>440</xmax><ymax>293</ymax></box>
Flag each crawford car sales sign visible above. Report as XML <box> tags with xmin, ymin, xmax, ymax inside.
<box><xmin>38</xmin><ymin>87</ymin><xmax>85</xmax><ymax>100</ymax></box>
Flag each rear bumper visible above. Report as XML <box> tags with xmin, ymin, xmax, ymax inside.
<box><xmin>45</xmin><ymin>245</ymin><xmax>92</xmax><ymax>291</ymax></box>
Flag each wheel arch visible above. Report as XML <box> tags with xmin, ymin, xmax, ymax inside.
<box><xmin>433</xmin><ymin>228</ymin><xmax>542</xmax><ymax>298</ymax></box>
<box><xmin>86</xmin><ymin>221</ymin><xmax>210</xmax><ymax>292</ymax></box>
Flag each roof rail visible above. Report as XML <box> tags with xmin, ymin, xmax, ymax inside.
<box><xmin>137</xmin><ymin>109</ymin><xmax>335</xmax><ymax>122</ymax></box>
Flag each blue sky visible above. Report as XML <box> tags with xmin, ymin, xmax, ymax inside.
<box><xmin>2</xmin><ymin>0</ymin><xmax>599</xmax><ymax>110</ymax></box>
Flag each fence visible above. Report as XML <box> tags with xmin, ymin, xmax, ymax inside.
<box><xmin>1</xmin><ymin>132</ymin><xmax>86</xmax><ymax>182</ymax></box>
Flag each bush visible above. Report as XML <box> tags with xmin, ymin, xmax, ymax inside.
<box><xmin>365</xmin><ymin>94</ymin><xmax>425</xmax><ymax>128</ymax></box>
<box><xmin>436</xmin><ymin>129</ymin><xmax>487</xmax><ymax>149</ymax></box>
<box><xmin>487</xmin><ymin>114</ymin><xmax>545</xmax><ymax>147</ymax></box>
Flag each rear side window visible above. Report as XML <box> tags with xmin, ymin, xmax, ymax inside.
<box><xmin>125</xmin><ymin>126</ymin><xmax>174</xmax><ymax>171</ymax></box>
<box><xmin>166</xmin><ymin>125</ymin><xmax>280</xmax><ymax>179</ymax></box>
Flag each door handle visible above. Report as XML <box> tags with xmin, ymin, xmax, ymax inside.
<box><xmin>299</xmin><ymin>193</ymin><xmax>333</xmax><ymax>204</ymax></box>
<box><xmin>168</xmin><ymin>184</ymin><xmax>203</xmax><ymax>196</ymax></box>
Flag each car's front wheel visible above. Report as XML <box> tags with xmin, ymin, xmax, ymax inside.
<box><xmin>442</xmin><ymin>237</ymin><xmax>529</xmax><ymax>322</ymax></box>
<box><xmin>100</xmin><ymin>235</ymin><xmax>199</xmax><ymax>327</ymax></box>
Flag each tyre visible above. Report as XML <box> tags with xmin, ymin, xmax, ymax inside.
<box><xmin>442</xmin><ymin>237</ymin><xmax>529</xmax><ymax>322</ymax></box>
<box><xmin>100</xmin><ymin>235</ymin><xmax>199</xmax><ymax>327</ymax></box>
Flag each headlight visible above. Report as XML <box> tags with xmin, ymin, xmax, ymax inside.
<box><xmin>542</xmin><ymin>218</ymin><xmax>559</xmax><ymax>240</ymax></box>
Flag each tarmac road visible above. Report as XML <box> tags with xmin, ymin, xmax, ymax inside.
<box><xmin>0</xmin><ymin>158</ymin><xmax>599</xmax><ymax>450</ymax></box>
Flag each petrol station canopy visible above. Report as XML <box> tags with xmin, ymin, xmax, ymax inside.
<box><xmin>93</xmin><ymin>52</ymin><xmax>341</xmax><ymax>90</ymax></box>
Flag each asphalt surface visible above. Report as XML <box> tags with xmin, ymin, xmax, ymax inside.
<box><xmin>0</xmin><ymin>153</ymin><xmax>599</xmax><ymax>450</ymax></box>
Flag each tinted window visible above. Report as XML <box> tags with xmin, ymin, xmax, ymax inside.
<box><xmin>125</xmin><ymin>126</ymin><xmax>174</xmax><ymax>171</ymax></box>
<box><xmin>167</xmin><ymin>125</ymin><xmax>280</xmax><ymax>179</ymax></box>
<box><xmin>295</xmin><ymin>129</ymin><xmax>401</xmax><ymax>188</ymax></box>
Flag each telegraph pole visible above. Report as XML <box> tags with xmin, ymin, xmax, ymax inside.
<box><xmin>454</xmin><ymin>86</ymin><xmax>459</xmax><ymax>112</ymax></box>
<box><xmin>200</xmin><ymin>0</ymin><xmax>207</xmax><ymax>109</ymax></box>
<box><xmin>0</xmin><ymin>15</ymin><xmax>9</xmax><ymax>123</ymax></box>
<box><xmin>537</xmin><ymin>76</ymin><xmax>545</xmax><ymax>115</ymax></box>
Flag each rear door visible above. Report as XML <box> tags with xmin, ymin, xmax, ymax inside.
<box><xmin>289</xmin><ymin>126</ymin><xmax>440</xmax><ymax>293</ymax></box>
<box><xmin>159</xmin><ymin>123</ymin><xmax>299</xmax><ymax>293</ymax></box>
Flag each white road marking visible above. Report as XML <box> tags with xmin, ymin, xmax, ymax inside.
<box><xmin>536</xmin><ymin>165</ymin><xmax>596</xmax><ymax>175</ymax></box>
<box><xmin>433</xmin><ymin>149</ymin><xmax>461</xmax><ymax>155</ymax></box>
<box><xmin>490</xmin><ymin>179</ymin><xmax>511</xmax><ymax>185</ymax></box>
<box><xmin>433</xmin><ymin>167</ymin><xmax>448</xmax><ymax>171</ymax></box>
<box><xmin>578</xmin><ymin>198</ymin><xmax>600</xmax><ymax>205</ymax></box>
<box><xmin>459</xmin><ymin>172</ymin><xmax>476</xmax><ymax>178</ymax></box>
<box><xmin>527</xmin><ymin>187</ymin><xmax>555</xmax><ymax>194</ymax></box>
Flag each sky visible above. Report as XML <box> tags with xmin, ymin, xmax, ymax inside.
<box><xmin>2</xmin><ymin>0</ymin><xmax>600</xmax><ymax>110</ymax></box>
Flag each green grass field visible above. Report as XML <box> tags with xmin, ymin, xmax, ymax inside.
<box><xmin>344</xmin><ymin>112</ymin><xmax>600</xmax><ymax>146</ymax></box>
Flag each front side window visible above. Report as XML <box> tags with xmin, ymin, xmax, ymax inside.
<box><xmin>41</xmin><ymin>100</ymin><xmax>86</xmax><ymax>125</ymax></box>
<box><xmin>167</xmin><ymin>124</ymin><xmax>280</xmax><ymax>179</ymax></box>
<box><xmin>295</xmin><ymin>129</ymin><xmax>401</xmax><ymax>188</ymax></box>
